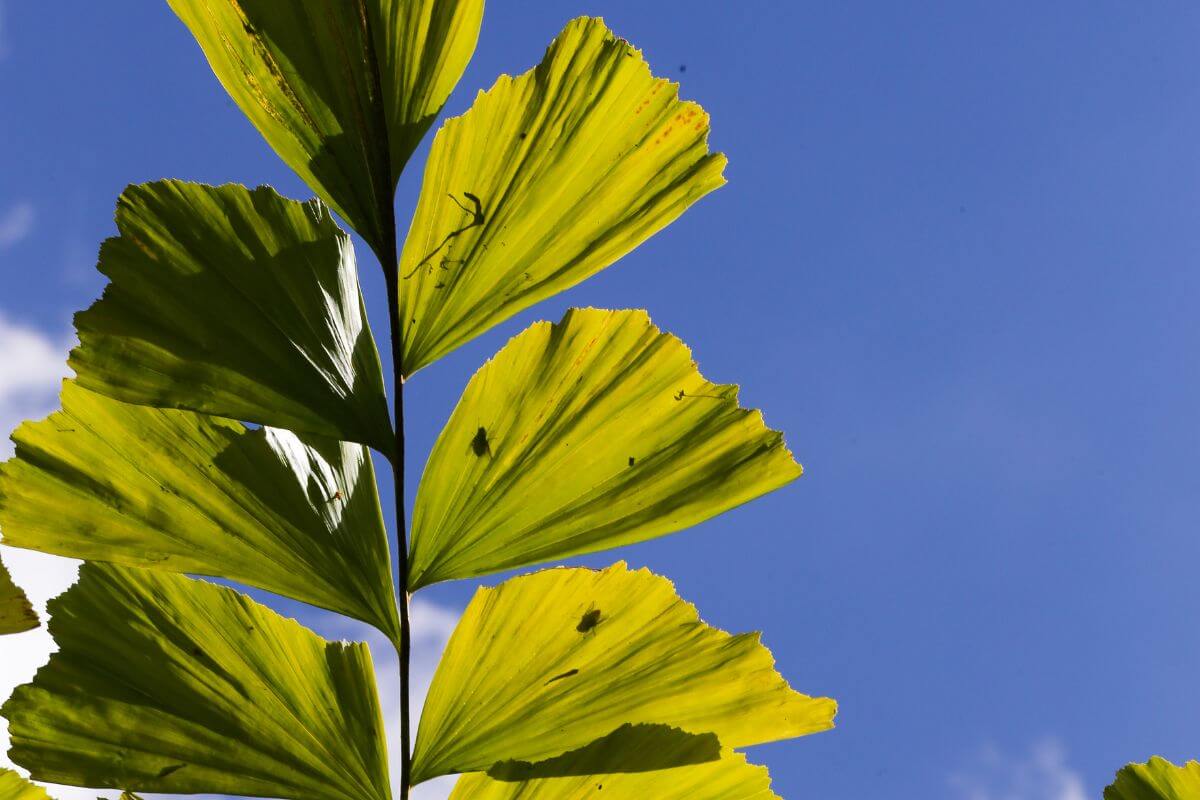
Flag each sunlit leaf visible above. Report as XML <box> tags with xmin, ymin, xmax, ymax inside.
<box><xmin>0</xmin><ymin>380</ymin><xmax>399</xmax><ymax>642</ymax></box>
<box><xmin>409</xmin><ymin>308</ymin><xmax>801</xmax><ymax>588</ymax></box>
<box><xmin>411</xmin><ymin>562</ymin><xmax>835</xmax><ymax>784</ymax></box>
<box><xmin>0</xmin><ymin>768</ymin><xmax>50</xmax><ymax>800</ymax></box>
<box><xmin>1107</xmin><ymin>757</ymin><xmax>1200</xmax><ymax>800</ymax></box>
<box><xmin>168</xmin><ymin>0</ymin><xmax>484</xmax><ymax>257</ymax></box>
<box><xmin>450</xmin><ymin>751</ymin><xmax>780</xmax><ymax>799</ymax></box>
<box><xmin>397</xmin><ymin>16</ymin><xmax>726</xmax><ymax>375</ymax></box>
<box><xmin>0</xmin><ymin>552</ymin><xmax>37</xmax><ymax>635</ymax></box>
<box><xmin>2</xmin><ymin>563</ymin><xmax>391</xmax><ymax>800</ymax></box>
<box><xmin>70</xmin><ymin>181</ymin><xmax>393</xmax><ymax>454</ymax></box>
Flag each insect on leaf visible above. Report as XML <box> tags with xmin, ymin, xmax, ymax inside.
<box><xmin>1106</xmin><ymin>757</ymin><xmax>1200</xmax><ymax>800</ymax></box>
<box><xmin>575</xmin><ymin>606</ymin><xmax>601</xmax><ymax>634</ymax></box>
<box><xmin>0</xmin><ymin>380</ymin><xmax>400</xmax><ymax>643</ymax></box>
<box><xmin>2</xmin><ymin>564</ymin><xmax>391</xmax><ymax>800</ymax></box>
<box><xmin>0</xmin><ymin>551</ymin><xmax>37</xmax><ymax>635</ymax></box>
<box><xmin>449</xmin><ymin>750</ymin><xmax>781</xmax><ymax>800</ymax></box>
<box><xmin>408</xmin><ymin>308</ymin><xmax>802</xmax><ymax>589</ymax></box>
<box><xmin>167</xmin><ymin>0</ymin><xmax>484</xmax><ymax>257</ymax></box>
<box><xmin>410</xmin><ymin>563</ymin><xmax>835</xmax><ymax>784</ymax></box>
<box><xmin>397</xmin><ymin>16</ymin><xmax>727</xmax><ymax>376</ymax></box>
<box><xmin>70</xmin><ymin>181</ymin><xmax>393</xmax><ymax>455</ymax></box>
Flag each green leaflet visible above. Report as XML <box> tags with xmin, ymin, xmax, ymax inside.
<box><xmin>0</xmin><ymin>380</ymin><xmax>399</xmax><ymax>642</ymax></box>
<box><xmin>450</xmin><ymin>751</ymin><xmax>780</xmax><ymax>799</ymax></box>
<box><xmin>2</xmin><ymin>563</ymin><xmax>391</xmax><ymax>800</ymax></box>
<box><xmin>0</xmin><ymin>769</ymin><xmax>50</xmax><ymax>800</ymax></box>
<box><xmin>1107</xmin><ymin>757</ymin><xmax>1200</xmax><ymax>800</ymax></box>
<box><xmin>0</xmin><ymin>552</ymin><xmax>37</xmax><ymax>635</ymax></box>
<box><xmin>408</xmin><ymin>308</ymin><xmax>802</xmax><ymax>589</ymax></box>
<box><xmin>168</xmin><ymin>0</ymin><xmax>484</xmax><ymax>258</ymax></box>
<box><xmin>70</xmin><ymin>181</ymin><xmax>393</xmax><ymax>455</ymax></box>
<box><xmin>411</xmin><ymin>563</ymin><xmax>835</xmax><ymax>784</ymax></box>
<box><xmin>397</xmin><ymin>16</ymin><xmax>727</xmax><ymax>375</ymax></box>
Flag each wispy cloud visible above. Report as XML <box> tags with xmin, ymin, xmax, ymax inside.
<box><xmin>0</xmin><ymin>312</ymin><xmax>72</xmax><ymax>459</ymax></box>
<box><xmin>0</xmin><ymin>202</ymin><xmax>34</xmax><ymax>248</ymax></box>
<box><xmin>949</xmin><ymin>739</ymin><xmax>1087</xmax><ymax>800</ymax></box>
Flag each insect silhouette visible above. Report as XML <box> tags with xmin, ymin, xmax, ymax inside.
<box><xmin>471</xmin><ymin>426</ymin><xmax>492</xmax><ymax>457</ymax></box>
<box><xmin>674</xmin><ymin>388</ymin><xmax>725</xmax><ymax>401</ymax></box>
<box><xmin>576</xmin><ymin>604</ymin><xmax>602</xmax><ymax>634</ymax></box>
<box><xmin>628</xmin><ymin>456</ymin><xmax>636</xmax><ymax>467</ymax></box>
<box><xmin>544</xmin><ymin>668</ymin><xmax>579</xmax><ymax>685</ymax></box>
<box><xmin>324</xmin><ymin>490</ymin><xmax>343</xmax><ymax>503</ymax></box>
<box><xmin>403</xmin><ymin>191</ymin><xmax>485</xmax><ymax>279</ymax></box>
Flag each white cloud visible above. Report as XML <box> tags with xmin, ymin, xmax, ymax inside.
<box><xmin>0</xmin><ymin>202</ymin><xmax>34</xmax><ymax>248</ymax></box>
<box><xmin>949</xmin><ymin>739</ymin><xmax>1087</xmax><ymax>800</ymax></box>
<box><xmin>0</xmin><ymin>312</ymin><xmax>72</xmax><ymax>459</ymax></box>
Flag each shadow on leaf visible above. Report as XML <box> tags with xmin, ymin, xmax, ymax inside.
<box><xmin>486</xmin><ymin>723</ymin><xmax>721</xmax><ymax>781</ymax></box>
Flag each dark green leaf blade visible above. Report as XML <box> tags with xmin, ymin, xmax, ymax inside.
<box><xmin>2</xmin><ymin>564</ymin><xmax>391</xmax><ymax>800</ymax></box>
<box><xmin>0</xmin><ymin>380</ymin><xmax>399</xmax><ymax>643</ymax></box>
<box><xmin>167</xmin><ymin>0</ymin><xmax>484</xmax><ymax>255</ymax></box>
<box><xmin>70</xmin><ymin>181</ymin><xmax>392</xmax><ymax>454</ymax></box>
<box><xmin>0</xmin><ymin>552</ymin><xmax>37</xmax><ymax>635</ymax></box>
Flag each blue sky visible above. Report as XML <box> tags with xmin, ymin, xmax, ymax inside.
<box><xmin>2</xmin><ymin>2</ymin><xmax>1200</xmax><ymax>799</ymax></box>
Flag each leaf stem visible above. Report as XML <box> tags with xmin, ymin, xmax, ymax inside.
<box><xmin>383</xmin><ymin>260</ymin><xmax>412</xmax><ymax>798</ymax></box>
<box><xmin>356</xmin><ymin>6</ymin><xmax>412</xmax><ymax>793</ymax></box>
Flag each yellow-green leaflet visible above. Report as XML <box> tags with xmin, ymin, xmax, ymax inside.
<box><xmin>0</xmin><ymin>552</ymin><xmax>37</xmax><ymax>635</ymax></box>
<box><xmin>70</xmin><ymin>181</ymin><xmax>392</xmax><ymax>454</ymax></box>
<box><xmin>397</xmin><ymin>17</ymin><xmax>726</xmax><ymax>375</ymax></box>
<box><xmin>0</xmin><ymin>380</ymin><xmax>399</xmax><ymax>643</ymax></box>
<box><xmin>449</xmin><ymin>752</ymin><xmax>780</xmax><ymax>800</ymax></box>
<box><xmin>0</xmin><ymin>770</ymin><xmax>50</xmax><ymax>800</ymax></box>
<box><xmin>1107</xmin><ymin>757</ymin><xmax>1200</xmax><ymax>800</ymax></box>
<box><xmin>168</xmin><ymin>0</ymin><xmax>483</xmax><ymax>258</ymax></box>
<box><xmin>411</xmin><ymin>563</ymin><xmax>835</xmax><ymax>784</ymax></box>
<box><xmin>409</xmin><ymin>308</ymin><xmax>802</xmax><ymax>588</ymax></box>
<box><xmin>2</xmin><ymin>564</ymin><xmax>391</xmax><ymax>800</ymax></box>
